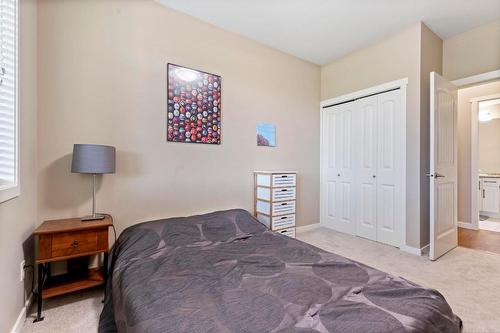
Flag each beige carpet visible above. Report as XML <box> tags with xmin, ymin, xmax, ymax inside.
<box><xmin>21</xmin><ymin>226</ymin><xmax>500</xmax><ymax>333</ymax></box>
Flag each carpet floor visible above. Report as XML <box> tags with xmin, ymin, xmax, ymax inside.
<box><xmin>21</xmin><ymin>226</ymin><xmax>500</xmax><ymax>333</ymax></box>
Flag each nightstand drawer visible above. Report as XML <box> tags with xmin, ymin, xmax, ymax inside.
<box><xmin>52</xmin><ymin>230</ymin><xmax>98</xmax><ymax>258</ymax></box>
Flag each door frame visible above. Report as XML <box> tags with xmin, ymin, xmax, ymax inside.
<box><xmin>320</xmin><ymin>78</ymin><xmax>408</xmax><ymax>249</ymax></box>
<box><xmin>469</xmin><ymin>92</ymin><xmax>500</xmax><ymax>230</ymax></box>
<box><xmin>449</xmin><ymin>69</ymin><xmax>500</xmax><ymax>231</ymax></box>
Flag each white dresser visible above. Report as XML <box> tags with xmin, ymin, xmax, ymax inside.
<box><xmin>254</xmin><ymin>171</ymin><xmax>297</xmax><ymax>238</ymax></box>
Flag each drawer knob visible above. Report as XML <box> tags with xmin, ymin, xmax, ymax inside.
<box><xmin>281</xmin><ymin>203</ymin><xmax>287</xmax><ymax>206</ymax></box>
<box><xmin>281</xmin><ymin>189</ymin><xmax>287</xmax><ymax>192</ymax></box>
<box><xmin>71</xmin><ymin>240</ymin><xmax>80</xmax><ymax>248</ymax></box>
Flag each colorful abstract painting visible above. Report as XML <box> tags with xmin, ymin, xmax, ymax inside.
<box><xmin>256</xmin><ymin>123</ymin><xmax>276</xmax><ymax>147</ymax></box>
<box><xmin>167</xmin><ymin>63</ymin><xmax>221</xmax><ymax>144</ymax></box>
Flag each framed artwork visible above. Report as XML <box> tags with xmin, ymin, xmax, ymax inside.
<box><xmin>256</xmin><ymin>123</ymin><xmax>276</xmax><ymax>147</ymax></box>
<box><xmin>167</xmin><ymin>63</ymin><xmax>221</xmax><ymax>144</ymax></box>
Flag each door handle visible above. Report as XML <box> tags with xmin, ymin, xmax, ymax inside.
<box><xmin>426</xmin><ymin>172</ymin><xmax>445</xmax><ymax>178</ymax></box>
<box><xmin>483</xmin><ymin>189</ymin><xmax>485</xmax><ymax>198</ymax></box>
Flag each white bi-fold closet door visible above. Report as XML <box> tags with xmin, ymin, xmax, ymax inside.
<box><xmin>321</xmin><ymin>89</ymin><xmax>404</xmax><ymax>247</ymax></box>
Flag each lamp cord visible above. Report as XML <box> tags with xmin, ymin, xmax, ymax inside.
<box><xmin>111</xmin><ymin>224</ymin><xmax>117</xmax><ymax>245</ymax></box>
<box><xmin>23</xmin><ymin>264</ymin><xmax>37</xmax><ymax>297</ymax></box>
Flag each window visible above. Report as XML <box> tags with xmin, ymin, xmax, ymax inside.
<box><xmin>0</xmin><ymin>0</ymin><xmax>18</xmax><ymax>203</ymax></box>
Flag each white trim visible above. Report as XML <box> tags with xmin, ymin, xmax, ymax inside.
<box><xmin>469</xmin><ymin>93</ymin><xmax>500</xmax><ymax>231</ymax></box>
<box><xmin>320</xmin><ymin>78</ymin><xmax>408</xmax><ymax>251</ymax></box>
<box><xmin>0</xmin><ymin>185</ymin><xmax>20</xmax><ymax>203</ymax></box>
<box><xmin>471</xmin><ymin>100</ymin><xmax>479</xmax><ymax>230</ymax></box>
<box><xmin>400</xmin><ymin>82</ymin><xmax>408</xmax><ymax>250</ymax></box>
<box><xmin>470</xmin><ymin>93</ymin><xmax>500</xmax><ymax>103</ymax></box>
<box><xmin>451</xmin><ymin>69</ymin><xmax>500</xmax><ymax>87</ymax></box>
<box><xmin>421</xmin><ymin>244</ymin><xmax>430</xmax><ymax>256</ymax></box>
<box><xmin>320</xmin><ymin>78</ymin><xmax>409</xmax><ymax>107</ymax></box>
<box><xmin>0</xmin><ymin>0</ymin><xmax>20</xmax><ymax>205</ymax></box>
<box><xmin>400</xmin><ymin>244</ymin><xmax>429</xmax><ymax>256</ymax></box>
<box><xmin>296</xmin><ymin>223</ymin><xmax>320</xmax><ymax>233</ymax></box>
<box><xmin>10</xmin><ymin>292</ymin><xmax>33</xmax><ymax>333</ymax></box>
<box><xmin>458</xmin><ymin>221</ymin><xmax>479</xmax><ymax>230</ymax></box>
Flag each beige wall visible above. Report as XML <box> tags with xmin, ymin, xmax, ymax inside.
<box><xmin>419</xmin><ymin>24</ymin><xmax>443</xmax><ymax>246</ymax></box>
<box><xmin>321</xmin><ymin>23</ymin><xmax>421</xmax><ymax>101</ymax></box>
<box><xmin>0</xmin><ymin>3</ymin><xmax>496</xmax><ymax>329</ymax></box>
<box><xmin>321</xmin><ymin>23</ymin><xmax>430</xmax><ymax>248</ymax></box>
<box><xmin>479</xmin><ymin>118</ymin><xmax>500</xmax><ymax>173</ymax></box>
<box><xmin>443</xmin><ymin>19</ymin><xmax>500</xmax><ymax>80</ymax></box>
<box><xmin>457</xmin><ymin>80</ymin><xmax>500</xmax><ymax>223</ymax></box>
<box><xmin>0</xmin><ymin>1</ymin><xmax>38</xmax><ymax>332</ymax></box>
<box><xmin>37</xmin><ymin>0</ymin><xmax>320</xmax><ymax>237</ymax></box>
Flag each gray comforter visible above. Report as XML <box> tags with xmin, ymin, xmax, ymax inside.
<box><xmin>99</xmin><ymin>209</ymin><xmax>461</xmax><ymax>333</ymax></box>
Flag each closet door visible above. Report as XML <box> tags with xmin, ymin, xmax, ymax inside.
<box><xmin>355</xmin><ymin>96</ymin><xmax>378</xmax><ymax>241</ymax></box>
<box><xmin>376</xmin><ymin>90</ymin><xmax>404</xmax><ymax>247</ymax></box>
<box><xmin>321</xmin><ymin>108</ymin><xmax>340</xmax><ymax>228</ymax></box>
<box><xmin>321</xmin><ymin>102</ymin><xmax>356</xmax><ymax>235</ymax></box>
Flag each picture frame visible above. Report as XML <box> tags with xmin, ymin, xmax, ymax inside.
<box><xmin>256</xmin><ymin>123</ymin><xmax>276</xmax><ymax>147</ymax></box>
<box><xmin>167</xmin><ymin>63</ymin><xmax>222</xmax><ymax>144</ymax></box>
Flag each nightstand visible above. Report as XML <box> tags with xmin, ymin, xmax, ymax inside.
<box><xmin>32</xmin><ymin>215</ymin><xmax>113</xmax><ymax>322</ymax></box>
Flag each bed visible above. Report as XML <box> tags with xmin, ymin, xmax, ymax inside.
<box><xmin>99</xmin><ymin>209</ymin><xmax>461</xmax><ymax>333</ymax></box>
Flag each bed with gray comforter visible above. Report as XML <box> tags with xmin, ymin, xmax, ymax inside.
<box><xmin>99</xmin><ymin>209</ymin><xmax>461</xmax><ymax>333</ymax></box>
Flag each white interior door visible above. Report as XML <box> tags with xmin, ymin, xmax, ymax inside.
<box><xmin>322</xmin><ymin>108</ymin><xmax>339</xmax><ymax>228</ymax></box>
<box><xmin>336</xmin><ymin>103</ymin><xmax>356</xmax><ymax>234</ymax></box>
<box><xmin>321</xmin><ymin>102</ymin><xmax>356</xmax><ymax>235</ymax></box>
<box><xmin>355</xmin><ymin>95</ymin><xmax>378</xmax><ymax>241</ymax></box>
<box><xmin>376</xmin><ymin>90</ymin><xmax>404</xmax><ymax>247</ymax></box>
<box><xmin>429</xmin><ymin>72</ymin><xmax>458</xmax><ymax>261</ymax></box>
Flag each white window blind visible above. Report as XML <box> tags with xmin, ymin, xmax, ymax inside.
<box><xmin>0</xmin><ymin>0</ymin><xmax>18</xmax><ymax>197</ymax></box>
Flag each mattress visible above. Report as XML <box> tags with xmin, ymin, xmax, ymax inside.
<box><xmin>99</xmin><ymin>209</ymin><xmax>461</xmax><ymax>333</ymax></box>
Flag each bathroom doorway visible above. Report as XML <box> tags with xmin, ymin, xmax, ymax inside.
<box><xmin>455</xmin><ymin>77</ymin><xmax>500</xmax><ymax>254</ymax></box>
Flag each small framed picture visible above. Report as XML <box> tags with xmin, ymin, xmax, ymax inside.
<box><xmin>256</xmin><ymin>123</ymin><xmax>276</xmax><ymax>147</ymax></box>
<box><xmin>167</xmin><ymin>63</ymin><xmax>221</xmax><ymax>144</ymax></box>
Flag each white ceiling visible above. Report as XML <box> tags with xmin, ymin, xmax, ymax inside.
<box><xmin>157</xmin><ymin>0</ymin><xmax>500</xmax><ymax>65</ymax></box>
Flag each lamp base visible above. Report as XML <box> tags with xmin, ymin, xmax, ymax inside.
<box><xmin>81</xmin><ymin>214</ymin><xmax>106</xmax><ymax>221</ymax></box>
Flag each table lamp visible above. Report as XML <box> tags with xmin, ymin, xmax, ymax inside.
<box><xmin>71</xmin><ymin>144</ymin><xmax>116</xmax><ymax>221</ymax></box>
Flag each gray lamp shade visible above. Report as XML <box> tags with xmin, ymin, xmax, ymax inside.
<box><xmin>71</xmin><ymin>144</ymin><xmax>116</xmax><ymax>174</ymax></box>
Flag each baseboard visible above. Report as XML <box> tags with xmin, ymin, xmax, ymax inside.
<box><xmin>313</xmin><ymin>223</ymin><xmax>429</xmax><ymax>256</ymax></box>
<box><xmin>458</xmin><ymin>221</ymin><xmax>479</xmax><ymax>230</ymax></box>
<box><xmin>400</xmin><ymin>244</ymin><xmax>429</xmax><ymax>256</ymax></box>
<box><xmin>296</xmin><ymin>223</ymin><xmax>320</xmax><ymax>233</ymax></box>
<box><xmin>10</xmin><ymin>292</ymin><xmax>33</xmax><ymax>333</ymax></box>
<box><xmin>420</xmin><ymin>244</ymin><xmax>430</xmax><ymax>255</ymax></box>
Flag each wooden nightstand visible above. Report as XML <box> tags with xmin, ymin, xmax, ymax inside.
<box><xmin>32</xmin><ymin>215</ymin><xmax>113</xmax><ymax>322</ymax></box>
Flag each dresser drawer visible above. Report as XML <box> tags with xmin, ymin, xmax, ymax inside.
<box><xmin>272</xmin><ymin>174</ymin><xmax>296</xmax><ymax>187</ymax></box>
<box><xmin>256</xmin><ymin>213</ymin><xmax>296</xmax><ymax>230</ymax></box>
<box><xmin>256</xmin><ymin>187</ymin><xmax>296</xmax><ymax>202</ymax></box>
<box><xmin>272</xmin><ymin>214</ymin><xmax>296</xmax><ymax>230</ymax></box>
<box><xmin>51</xmin><ymin>230</ymin><xmax>99</xmax><ymax>258</ymax></box>
<box><xmin>256</xmin><ymin>200</ymin><xmax>296</xmax><ymax>216</ymax></box>
<box><xmin>272</xmin><ymin>187</ymin><xmax>296</xmax><ymax>201</ymax></box>
<box><xmin>277</xmin><ymin>227</ymin><xmax>295</xmax><ymax>238</ymax></box>
<box><xmin>272</xmin><ymin>201</ymin><xmax>295</xmax><ymax>215</ymax></box>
